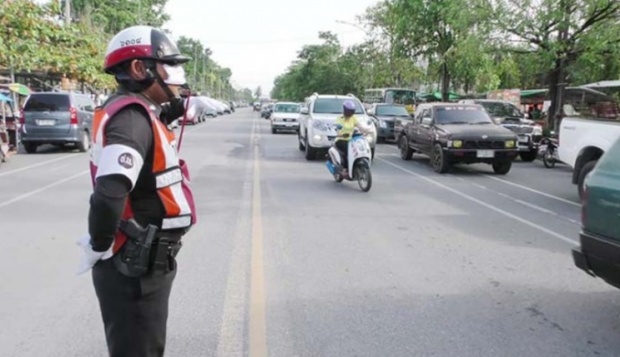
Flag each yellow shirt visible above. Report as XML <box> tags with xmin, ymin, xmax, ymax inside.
<box><xmin>335</xmin><ymin>115</ymin><xmax>358</xmax><ymax>142</ymax></box>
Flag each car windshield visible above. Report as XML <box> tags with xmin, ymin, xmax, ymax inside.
<box><xmin>376</xmin><ymin>105</ymin><xmax>409</xmax><ymax>117</ymax></box>
<box><xmin>313</xmin><ymin>98</ymin><xmax>364</xmax><ymax>114</ymax></box>
<box><xmin>479</xmin><ymin>102</ymin><xmax>522</xmax><ymax>118</ymax></box>
<box><xmin>274</xmin><ymin>104</ymin><xmax>300</xmax><ymax>113</ymax></box>
<box><xmin>24</xmin><ymin>94</ymin><xmax>70</xmax><ymax>112</ymax></box>
<box><xmin>435</xmin><ymin>106</ymin><xmax>494</xmax><ymax>124</ymax></box>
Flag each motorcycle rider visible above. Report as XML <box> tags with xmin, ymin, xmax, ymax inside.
<box><xmin>77</xmin><ymin>25</ymin><xmax>196</xmax><ymax>356</ymax></box>
<box><xmin>334</xmin><ymin>100</ymin><xmax>369</xmax><ymax>176</ymax></box>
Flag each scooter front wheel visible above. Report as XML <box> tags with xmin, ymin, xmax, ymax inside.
<box><xmin>356</xmin><ymin>165</ymin><xmax>372</xmax><ymax>192</ymax></box>
<box><xmin>334</xmin><ymin>173</ymin><xmax>344</xmax><ymax>182</ymax></box>
<box><xmin>543</xmin><ymin>147</ymin><xmax>556</xmax><ymax>168</ymax></box>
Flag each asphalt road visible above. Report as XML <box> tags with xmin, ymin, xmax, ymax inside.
<box><xmin>1</xmin><ymin>108</ymin><xmax>619</xmax><ymax>357</ymax></box>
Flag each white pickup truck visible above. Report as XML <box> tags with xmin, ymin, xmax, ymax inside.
<box><xmin>558</xmin><ymin>117</ymin><xmax>620</xmax><ymax>197</ymax></box>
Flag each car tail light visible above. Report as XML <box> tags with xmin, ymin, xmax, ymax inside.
<box><xmin>70</xmin><ymin>106</ymin><xmax>78</xmax><ymax>125</ymax></box>
<box><xmin>581</xmin><ymin>185</ymin><xmax>589</xmax><ymax>227</ymax></box>
<box><xmin>19</xmin><ymin>107</ymin><xmax>25</xmax><ymax>125</ymax></box>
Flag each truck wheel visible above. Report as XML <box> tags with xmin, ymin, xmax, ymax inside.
<box><xmin>305</xmin><ymin>134</ymin><xmax>316</xmax><ymax>161</ymax></box>
<box><xmin>519</xmin><ymin>150</ymin><xmax>537</xmax><ymax>162</ymax></box>
<box><xmin>298</xmin><ymin>132</ymin><xmax>305</xmax><ymax>151</ymax></box>
<box><xmin>578</xmin><ymin>160</ymin><xmax>597</xmax><ymax>199</ymax></box>
<box><xmin>492</xmin><ymin>160</ymin><xmax>512</xmax><ymax>175</ymax></box>
<box><xmin>432</xmin><ymin>143</ymin><xmax>450</xmax><ymax>173</ymax></box>
<box><xmin>23</xmin><ymin>142</ymin><xmax>38</xmax><ymax>154</ymax></box>
<box><xmin>399</xmin><ymin>136</ymin><xmax>413</xmax><ymax>160</ymax></box>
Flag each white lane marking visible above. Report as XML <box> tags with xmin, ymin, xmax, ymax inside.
<box><xmin>456</xmin><ymin>165</ymin><xmax>577</xmax><ymax>225</ymax></box>
<box><xmin>383</xmin><ymin>146</ymin><xmax>581</xmax><ymax>207</ymax></box>
<box><xmin>482</xmin><ymin>174</ymin><xmax>581</xmax><ymax>207</ymax></box>
<box><xmin>378</xmin><ymin>158</ymin><xmax>578</xmax><ymax>246</ymax></box>
<box><xmin>0</xmin><ymin>154</ymin><xmax>80</xmax><ymax>178</ymax></box>
<box><xmin>0</xmin><ymin>170</ymin><xmax>89</xmax><ymax>209</ymax></box>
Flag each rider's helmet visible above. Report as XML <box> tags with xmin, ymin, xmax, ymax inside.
<box><xmin>103</xmin><ymin>25</ymin><xmax>191</xmax><ymax>97</ymax></box>
<box><xmin>343</xmin><ymin>100</ymin><xmax>356</xmax><ymax>117</ymax></box>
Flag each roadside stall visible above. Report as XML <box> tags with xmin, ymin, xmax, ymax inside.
<box><xmin>0</xmin><ymin>93</ymin><xmax>14</xmax><ymax>162</ymax></box>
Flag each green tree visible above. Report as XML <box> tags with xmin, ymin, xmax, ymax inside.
<box><xmin>486</xmin><ymin>0</ymin><xmax>620</xmax><ymax>127</ymax></box>
<box><xmin>69</xmin><ymin>0</ymin><xmax>170</xmax><ymax>34</ymax></box>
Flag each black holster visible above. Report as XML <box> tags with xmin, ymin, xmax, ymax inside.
<box><xmin>113</xmin><ymin>219</ymin><xmax>158</xmax><ymax>278</ymax></box>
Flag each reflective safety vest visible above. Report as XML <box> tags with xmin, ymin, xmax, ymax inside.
<box><xmin>90</xmin><ymin>95</ymin><xmax>196</xmax><ymax>254</ymax></box>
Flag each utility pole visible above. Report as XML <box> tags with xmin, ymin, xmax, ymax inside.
<box><xmin>64</xmin><ymin>0</ymin><xmax>71</xmax><ymax>25</ymax></box>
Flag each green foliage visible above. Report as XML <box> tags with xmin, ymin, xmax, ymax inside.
<box><xmin>273</xmin><ymin>0</ymin><xmax>620</xmax><ymax>105</ymax></box>
<box><xmin>0</xmin><ymin>0</ymin><xmax>250</xmax><ymax>97</ymax></box>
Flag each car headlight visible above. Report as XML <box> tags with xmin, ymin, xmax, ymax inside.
<box><xmin>533</xmin><ymin>125</ymin><xmax>543</xmax><ymax>135</ymax></box>
<box><xmin>449</xmin><ymin>140</ymin><xmax>463</xmax><ymax>148</ymax></box>
<box><xmin>379</xmin><ymin>120</ymin><xmax>387</xmax><ymax>128</ymax></box>
<box><xmin>505</xmin><ymin>140</ymin><xmax>516</xmax><ymax>148</ymax></box>
<box><xmin>312</xmin><ymin>120</ymin><xmax>329</xmax><ymax>131</ymax></box>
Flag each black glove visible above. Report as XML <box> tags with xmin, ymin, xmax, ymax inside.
<box><xmin>160</xmin><ymin>97</ymin><xmax>186</xmax><ymax>124</ymax></box>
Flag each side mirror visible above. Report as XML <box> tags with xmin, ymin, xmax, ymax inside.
<box><xmin>421</xmin><ymin>117</ymin><xmax>432</xmax><ymax>126</ymax></box>
<box><xmin>367</xmin><ymin>109</ymin><xmax>375</xmax><ymax>116</ymax></box>
<box><xmin>300</xmin><ymin>107</ymin><xmax>309</xmax><ymax>115</ymax></box>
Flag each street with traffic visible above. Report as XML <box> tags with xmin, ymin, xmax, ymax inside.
<box><xmin>1</xmin><ymin>109</ymin><xmax>617</xmax><ymax>356</ymax></box>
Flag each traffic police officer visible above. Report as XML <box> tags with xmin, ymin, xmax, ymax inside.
<box><xmin>77</xmin><ymin>25</ymin><xmax>197</xmax><ymax>356</ymax></box>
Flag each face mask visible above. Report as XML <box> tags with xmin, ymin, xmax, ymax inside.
<box><xmin>162</xmin><ymin>64</ymin><xmax>187</xmax><ymax>86</ymax></box>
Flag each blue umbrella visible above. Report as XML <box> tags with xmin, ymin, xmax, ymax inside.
<box><xmin>0</xmin><ymin>93</ymin><xmax>13</xmax><ymax>102</ymax></box>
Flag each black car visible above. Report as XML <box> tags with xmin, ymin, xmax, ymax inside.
<box><xmin>397</xmin><ymin>103</ymin><xmax>519</xmax><ymax>174</ymax></box>
<box><xmin>460</xmin><ymin>99</ymin><xmax>543</xmax><ymax>162</ymax></box>
<box><xmin>368</xmin><ymin>103</ymin><xmax>412</xmax><ymax>142</ymax></box>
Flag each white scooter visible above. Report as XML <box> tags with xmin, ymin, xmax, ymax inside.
<box><xmin>325</xmin><ymin>127</ymin><xmax>372</xmax><ymax>192</ymax></box>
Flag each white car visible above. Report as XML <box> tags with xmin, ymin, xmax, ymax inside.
<box><xmin>298</xmin><ymin>93</ymin><xmax>377</xmax><ymax>161</ymax></box>
<box><xmin>270</xmin><ymin>102</ymin><xmax>301</xmax><ymax>133</ymax></box>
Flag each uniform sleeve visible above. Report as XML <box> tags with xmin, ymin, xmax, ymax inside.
<box><xmin>88</xmin><ymin>106</ymin><xmax>153</xmax><ymax>252</ymax></box>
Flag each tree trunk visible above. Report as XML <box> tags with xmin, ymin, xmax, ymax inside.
<box><xmin>546</xmin><ymin>59</ymin><xmax>560</xmax><ymax>130</ymax></box>
<box><xmin>441</xmin><ymin>62</ymin><xmax>450</xmax><ymax>102</ymax></box>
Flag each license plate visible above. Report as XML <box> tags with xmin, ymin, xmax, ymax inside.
<box><xmin>36</xmin><ymin>119</ymin><xmax>55</xmax><ymax>126</ymax></box>
<box><xmin>519</xmin><ymin>136</ymin><xmax>529</xmax><ymax>143</ymax></box>
<box><xmin>477</xmin><ymin>150</ymin><xmax>495</xmax><ymax>158</ymax></box>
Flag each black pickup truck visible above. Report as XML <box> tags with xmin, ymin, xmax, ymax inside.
<box><xmin>397</xmin><ymin>103</ymin><xmax>519</xmax><ymax>174</ymax></box>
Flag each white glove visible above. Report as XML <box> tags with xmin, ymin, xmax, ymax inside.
<box><xmin>76</xmin><ymin>235</ymin><xmax>113</xmax><ymax>276</ymax></box>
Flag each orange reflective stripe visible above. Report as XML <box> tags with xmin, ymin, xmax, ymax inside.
<box><xmin>92</xmin><ymin>109</ymin><xmax>106</xmax><ymax>144</ymax></box>
<box><xmin>152</xmin><ymin>126</ymin><xmax>167</xmax><ymax>171</ymax></box>
<box><xmin>158</xmin><ymin>187</ymin><xmax>182</xmax><ymax>216</ymax></box>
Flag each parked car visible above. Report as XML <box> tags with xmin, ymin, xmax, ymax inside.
<box><xmin>298</xmin><ymin>93</ymin><xmax>377</xmax><ymax>160</ymax></box>
<box><xmin>572</xmin><ymin>135</ymin><xmax>620</xmax><ymax>289</ymax></box>
<box><xmin>270</xmin><ymin>102</ymin><xmax>301</xmax><ymax>133</ymax></box>
<box><xmin>261</xmin><ymin>104</ymin><xmax>273</xmax><ymax>119</ymax></box>
<box><xmin>367</xmin><ymin>103</ymin><xmax>412</xmax><ymax>142</ymax></box>
<box><xmin>19</xmin><ymin>91</ymin><xmax>95</xmax><ymax>153</ymax></box>
<box><xmin>397</xmin><ymin>103</ymin><xmax>519</xmax><ymax>174</ymax></box>
<box><xmin>459</xmin><ymin>99</ymin><xmax>543</xmax><ymax>162</ymax></box>
<box><xmin>558</xmin><ymin>116</ymin><xmax>620</xmax><ymax>198</ymax></box>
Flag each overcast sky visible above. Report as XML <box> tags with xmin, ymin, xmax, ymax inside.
<box><xmin>164</xmin><ymin>0</ymin><xmax>381</xmax><ymax>94</ymax></box>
